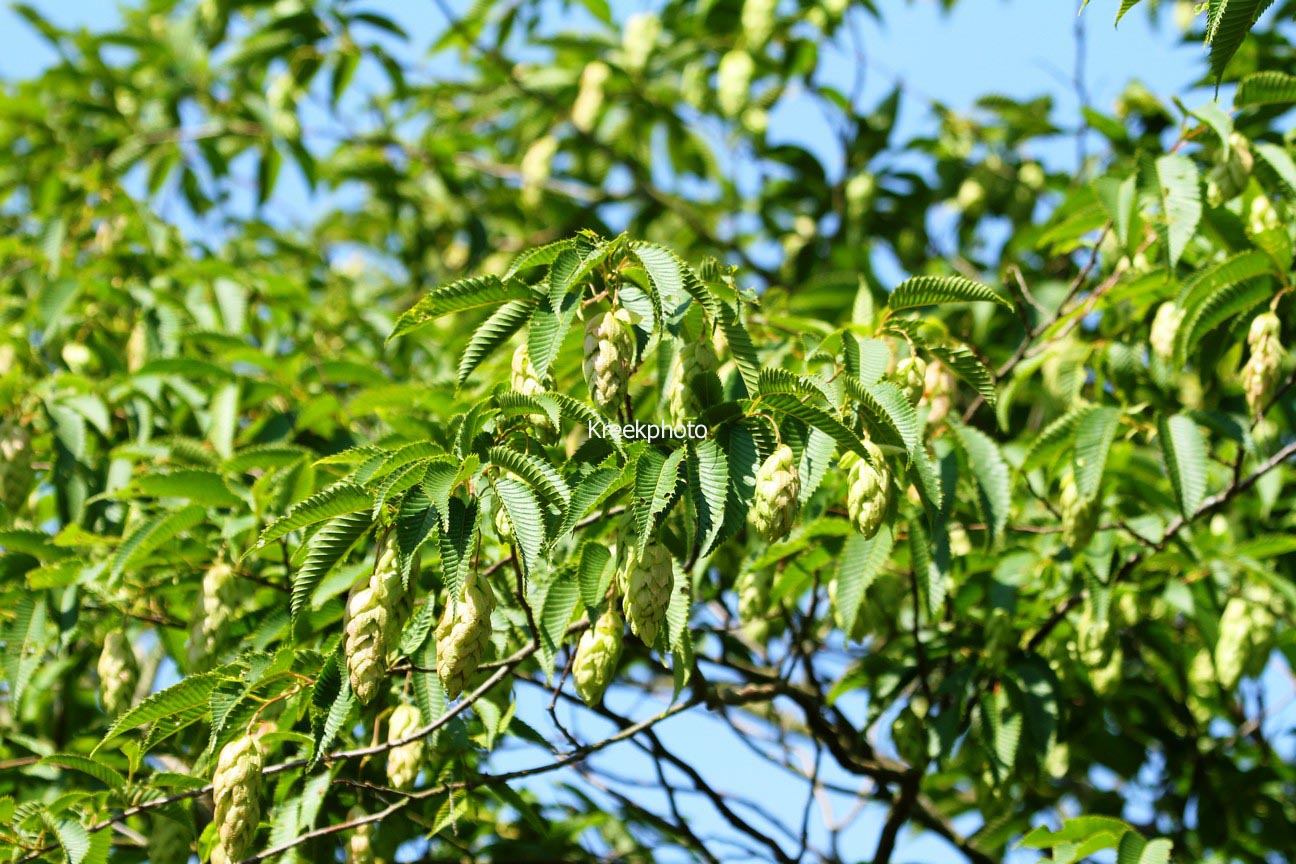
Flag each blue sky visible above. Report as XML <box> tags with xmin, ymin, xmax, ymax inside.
<box><xmin>4</xmin><ymin>2</ymin><xmax>1281</xmax><ymax>862</ymax></box>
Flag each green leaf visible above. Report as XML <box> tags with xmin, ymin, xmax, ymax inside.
<box><xmin>1206</xmin><ymin>0</ymin><xmax>1274</xmax><ymax>84</ymax></box>
<box><xmin>1155</xmin><ymin>153</ymin><xmax>1201</xmax><ymax>267</ymax></box>
<box><xmin>833</xmin><ymin>528</ymin><xmax>893</xmax><ymax>638</ymax></box>
<box><xmin>631</xmin><ymin>240</ymin><xmax>719</xmax><ymax>317</ymax></box>
<box><xmin>504</xmin><ymin>238</ymin><xmax>575</xmax><ymax>279</ymax></box>
<box><xmin>1188</xmin><ymin>100</ymin><xmax>1233</xmax><ymax>152</ymax></box>
<box><xmin>1114</xmin><ymin>0</ymin><xmax>1143</xmax><ymax>24</ymax></box>
<box><xmin>1254</xmin><ymin>141</ymin><xmax>1296</xmax><ymax>197</ymax></box>
<box><xmin>390</xmin><ymin>276</ymin><xmax>536</xmax><ymax>340</ymax></box>
<box><xmin>760</xmin><ymin>393</ymin><xmax>866</xmax><ymax>458</ymax></box>
<box><xmin>309</xmin><ymin>655</ymin><xmax>353</xmax><ymax>769</ymax></box>
<box><xmin>489</xmin><ymin>445</ymin><xmax>571</xmax><ymax>512</ymax></box>
<box><xmin>253</xmin><ymin>484</ymin><xmax>372</xmax><ymax>551</ymax></box>
<box><xmin>848</xmin><ymin>379</ymin><xmax>920</xmax><ymax>455</ymax></box>
<box><xmin>496</xmin><ymin>477</ymin><xmax>546</xmax><ymax>574</ymax></box>
<box><xmin>1073</xmin><ymin>406</ymin><xmax>1121</xmax><ymax>501</ymax></box>
<box><xmin>797</xmin><ymin>427</ymin><xmax>837</xmax><ymax>507</ymax></box>
<box><xmin>1159</xmin><ymin>414</ymin><xmax>1208</xmax><ymax>518</ymax></box>
<box><xmin>3</xmin><ymin>595</ymin><xmax>46</xmax><ymax>711</ymax></box>
<box><xmin>120</xmin><ymin>470</ymin><xmax>242</xmax><ymax>507</ymax></box>
<box><xmin>110</xmin><ymin>504</ymin><xmax>206</xmax><ymax>579</ymax></box>
<box><xmin>577</xmin><ymin>542</ymin><xmax>613</xmax><ymax>611</ymax></box>
<box><xmin>688</xmin><ymin>439</ymin><xmax>729</xmax><ymax>556</ymax></box>
<box><xmin>40</xmin><ymin>812</ymin><xmax>89</xmax><ymax>864</ymax></box>
<box><xmin>457</xmin><ymin>300</ymin><xmax>536</xmax><ymax>387</ymax></box>
<box><xmin>929</xmin><ymin>344</ymin><xmax>996</xmax><ymax>406</ymax></box>
<box><xmin>438</xmin><ymin>497</ymin><xmax>479</xmax><ymax>597</ymax></box>
<box><xmin>887</xmin><ymin>275</ymin><xmax>1010</xmax><ymax>311</ymax></box>
<box><xmin>952</xmin><ymin>423</ymin><xmax>1011</xmax><ymax>544</ymax></box>
<box><xmin>558</xmin><ymin>468</ymin><xmax>621</xmax><ymax>538</ymax></box>
<box><xmin>37</xmin><ymin>754</ymin><xmax>126</xmax><ymax>791</ymax></box>
<box><xmin>97</xmin><ymin>669</ymin><xmax>235</xmax><ymax>751</ymax></box>
<box><xmin>717</xmin><ymin>302</ymin><xmax>761</xmax><ymax>395</ymax></box>
<box><xmin>537</xmin><ymin>576</ymin><xmax>579</xmax><ymax>680</ymax></box>
<box><xmin>1235</xmin><ymin>71</ymin><xmax>1296</xmax><ymax>106</ymax></box>
<box><xmin>292</xmin><ymin>511</ymin><xmax>372</xmax><ymax>620</ymax></box>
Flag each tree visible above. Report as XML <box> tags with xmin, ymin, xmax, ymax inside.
<box><xmin>1</xmin><ymin>1</ymin><xmax>1294</xmax><ymax>862</ymax></box>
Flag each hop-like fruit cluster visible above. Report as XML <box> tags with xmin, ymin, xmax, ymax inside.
<box><xmin>435</xmin><ymin>571</ymin><xmax>496</xmax><ymax>699</ymax></box>
<box><xmin>1214</xmin><ymin>595</ymin><xmax>1256</xmax><ymax>691</ymax></box>
<box><xmin>345</xmin><ymin>548</ymin><xmax>409</xmax><ymax>704</ymax></box>
<box><xmin>520</xmin><ymin>135</ymin><xmax>558</xmax><ymax>208</ymax></box>
<box><xmin>736</xmin><ymin>567</ymin><xmax>771</xmax><ymax>627</ymax></box>
<box><xmin>0</xmin><ymin>420</ymin><xmax>33</xmax><ymax>517</ymax></box>
<box><xmin>1149</xmin><ymin>301</ymin><xmax>1182</xmax><ymax>361</ymax></box>
<box><xmin>571</xmin><ymin>61</ymin><xmax>609</xmax><ymax>133</ymax></box>
<box><xmin>741</xmin><ymin>0</ymin><xmax>777</xmax><ymax>47</ymax></box>
<box><xmin>97</xmin><ymin>631</ymin><xmax>138</xmax><ymax>718</ymax></box>
<box><xmin>668</xmin><ymin>339</ymin><xmax>720</xmax><ymax>425</ymax></box>
<box><xmin>1242</xmin><ymin>312</ymin><xmax>1284</xmax><ymax>416</ymax></box>
<box><xmin>895</xmin><ymin>356</ymin><xmax>926</xmax><ymax>405</ymax></box>
<box><xmin>1059</xmin><ymin>470</ymin><xmax>1099</xmax><ymax>552</ymax></box>
<box><xmin>187</xmin><ymin>559</ymin><xmax>239</xmax><ymax>667</ymax></box>
<box><xmin>386</xmin><ymin>703</ymin><xmax>424</xmax><ymax>790</ymax></box>
<box><xmin>845</xmin><ymin>441</ymin><xmax>891</xmax><ymax>539</ymax></box>
<box><xmin>750</xmin><ymin>444</ymin><xmax>800</xmax><ymax>542</ymax></box>
<box><xmin>621</xmin><ymin>12</ymin><xmax>660</xmax><ymax>72</ymax></box>
<box><xmin>346</xmin><ymin>807</ymin><xmax>375</xmax><ymax>864</ymax></box>
<box><xmin>211</xmin><ymin>734</ymin><xmax>265</xmax><ymax>864</ymax></box>
<box><xmin>573</xmin><ymin>607</ymin><xmax>624</xmax><ymax>705</ymax></box>
<box><xmin>583</xmin><ymin>307</ymin><xmax>636</xmax><ymax>416</ymax></box>
<box><xmin>717</xmin><ymin>49</ymin><xmax>754</xmax><ymax>118</ymax></box>
<box><xmin>623</xmin><ymin>540</ymin><xmax>674</xmax><ymax>648</ymax></box>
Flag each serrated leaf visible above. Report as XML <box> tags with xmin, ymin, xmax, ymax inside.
<box><xmin>456</xmin><ymin>300</ymin><xmax>536</xmax><ymax>386</ymax></box>
<box><xmin>1073</xmin><ymin>406</ymin><xmax>1121</xmax><ymax>501</ymax></box>
<box><xmin>97</xmin><ymin>669</ymin><xmax>234</xmax><ymax>751</ymax></box>
<box><xmin>1155</xmin><ymin>153</ymin><xmax>1201</xmax><ymax>267</ymax></box>
<box><xmin>37</xmin><ymin>754</ymin><xmax>126</xmax><ymax>791</ymax></box>
<box><xmin>1206</xmin><ymin>0</ymin><xmax>1274</xmax><ymax>85</ymax></box>
<box><xmin>489</xmin><ymin>445</ymin><xmax>571</xmax><ymax>512</ymax></box>
<box><xmin>1159</xmin><ymin>413</ymin><xmax>1208</xmax><ymax>518</ymax></box>
<box><xmin>797</xmin><ymin>427</ymin><xmax>835</xmax><ymax>506</ymax></box>
<box><xmin>538</xmin><ymin>577</ymin><xmax>579</xmax><ymax>680</ymax></box>
<box><xmin>887</xmin><ymin>275</ymin><xmax>1010</xmax><ymax>311</ymax></box>
<box><xmin>952</xmin><ymin>423</ymin><xmax>1011</xmax><ymax>543</ymax></box>
<box><xmin>1114</xmin><ymin>0</ymin><xmax>1143</xmax><ymax>24</ymax></box>
<box><xmin>438</xmin><ymin>497</ymin><xmax>478</xmax><ymax>597</ymax></box>
<box><xmin>110</xmin><ymin>504</ymin><xmax>206</xmax><ymax>578</ymax></box>
<box><xmin>496</xmin><ymin>477</ymin><xmax>546</xmax><ymax>573</ymax></box>
<box><xmin>717</xmin><ymin>302</ymin><xmax>761</xmax><ymax>395</ymax></box>
<box><xmin>558</xmin><ymin>468</ymin><xmax>620</xmax><ymax>538</ymax></box>
<box><xmin>254</xmin><ymin>484</ymin><xmax>372</xmax><ymax>551</ymax></box>
<box><xmin>688</xmin><ymin>439</ymin><xmax>729</xmax><ymax>556</ymax></box>
<box><xmin>631</xmin><ymin>240</ymin><xmax>719</xmax><ymax>316</ymax></box>
<box><xmin>833</xmin><ymin>528</ymin><xmax>893</xmax><ymax>638</ymax></box>
<box><xmin>760</xmin><ymin>392</ymin><xmax>867</xmax><ymax>457</ymax></box>
<box><xmin>293</xmin><ymin>511</ymin><xmax>372</xmax><ymax>620</ymax></box>
<box><xmin>390</xmin><ymin>275</ymin><xmax>535</xmax><ymax>340</ymax></box>
<box><xmin>849</xmin><ymin>379</ymin><xmax>920</xmax><ymax>455</ymax></box>
<box><xmin>577</xmin><ymin>542</ymin><xmax>614</xmax><ymax>611</ymax></box>
<box><xmin>1254</xmin><ymin>141</ymin><xmax>1296</xmax><ymax>197</ymax></box>
<box><xmin>1022</xmin><ymin>406</ymin><xmax>1095</xmax><ymax>473</ymax></box>
<box><xmin>40</xmin><ymin>813</ymin><xmax>89</xmax><ymax>864</ymax></box>
<box><xmin>929</xmin><ymin>344</ymin><xmax>996</xmax><ymax>406</ymax></box>
<box><xmin>1235</xmin><ymin>71</ymin><xmax>1296</xmax><ymax>106</ymax></box>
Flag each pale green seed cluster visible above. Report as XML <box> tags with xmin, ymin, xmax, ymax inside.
<box><xmin>386</xmin><ymin>704</ymin><xmax>424</xmax><ymax>790</ymax></box>
<box><xmin>435</xmin><ymin>571</ymin><xmax>496</xmax><ymax>699</ymax></box>
<box><xmin>211</xmin><ymin>734</ymin><xmax>265</xmax><ymax>864</ymax></box>
<box><xmin>717</xmin><ymin>49</ymin><xmax>754</xmax><ymax>117</ymax></box>
<box><xmin>623</xmin><ymin>540</ymin><xmax>674</xmax><ymax>648</ymax></box>
<box><xmin>1149</xmin><ymin>301</ymin><xmax>1182</xmax><ymax>361</ymax></box>
<box><xmin>573</xmin><ymin>607</ymin><xmax>624</xmax><ymax>705</ymax></box>
<box><xmin>1059</xmin><ymin>470</ymin><xmax>1099</xmax><ymax>552</ymax></box>
<box><xmin>846</xmin><ymin>441</ymin><xmax>891</xmax><ymax>539</ymax></box>
<box><xmin>510</xmin><ymin>343</ymin><xmax>556</xmax><ymax>434</ymax></box>
<box><xmin>345</xmin><ymin>548</ymin><xmax>408</xmax><ymax>704</ymax></box>
<box><xmin>346</xmin><ymin>807</ymin><xmax>376</xmax><ymax>864</ymax></box>
<box><xmin>621</xmin><ymin>13</ymin><xmax>660</xmax><ymax>72</ymax></box>
<box><xmin>1242</xmin><ymin>312</ymin><xmax>1283</xmax><ymax>416</ymax></box>
<box><xmin>187</xmin><ymin>559</ymin><xmax>239</xmax><ymax>668</ymax></box>
<box><xmin>668</xmin><ymin>339</ymin><xmax>720</xmax><ymax>425</ymax></box>
<box><xmin>750</xmin><ymin>444</ymin><xmax>800</xmax><ymax>542</ymax></box>
<box><xmin>895</xmin><ymin>356</ymin><xmax>927</xmax><ymax>405</ymax></box>
<box><xmin>571</xmin><ymin>61</ymin><xmax>609</xmax><ymax>133</ymax></box>
<box><xmin>583</xmin><ymin>307</ymin><xmax>637</xmax><ymax>415</ymax></box>
<box><xmin>97</xmin><ymin>631</ymin><xmax>138</xmax><ymax>718</ymax></box>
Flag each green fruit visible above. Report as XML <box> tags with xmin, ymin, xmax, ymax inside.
<box><xmin>435</xmin><ymin>570</ymin><xmax>496</xmax><ymax>699</ymax></box>
<box><xmin>717</xmin><ymin>50</ymin><xmax>754</xmax><ymax>118</ymax></box>
<box><xmin>1242</xmin><ymin>312</ymin><xmax>1283</xmax><ymax>416</ymax></box>
<box><xmin>1059</xmin><ymin>471</ymin><xmax>1099</xmax><ymax>552</ymax></box>
<box><xmin>621</xmin><ymin>12</ymin><xmax>660</xmax><ymax>72</ymax></box>
<box><xmin>750</xmin><ymin>444</ymin><xmax>800</xmax><ymax>542</ymax></box>
<box><xmin>846</xmin><ymin>440</ymin><xmax>891</xmax><ymax>539</ymax></box>
<box><xmin>1214</xmin><ymin>596</ymin><xmax>1252</xmax><ymax>691</ymax></box>
<box><xmin>571</xmin><ymin>61</ymin><xmax>609</xmax><ymax>133</ymax></box>
<box><xmin>345</xmin><ymin>547</ymin><xmax>409</xmax><ymax>704</ymax></box>
<box><xmin>386</xmin><ymin>703</ymin><xmax>424</xmax><ymax>790</ymax></box>
<box><xmin>1149</xmin><ymin>301</ymin><xmax>1182</xmax><ymax>361</ymax></box>
<box><xmin>668</xmin><ymin>338</ymin><xmax>720</xmax><ymax>425</ymax></box>
<box><xmin>895</xmin><ymin>356</ymin><xmax>926</xmax><ymax>405</ymax></box>
<box><xmin>623</xmin><ymin>539</ymin><xmax>674</xmax><ymax>648</ymax></box>
<box><xmin>187</xmin><ymin>559</ymin><xmax>239</xmax><ymax>668</ymax></box>
<box><xmin>211</xmin><ymin>733</ymin><xmax>265</xmax><ymax>864</ymax></box>
<box><xmin>583</xmin><ymin>307</ymin><xmax>636</xmax><ymax>416</ymax></box>
<box><xmin>573</xmin><ymin>607</ymin><xmax>624</xmax><ymax>705</ymax></box>
<box><xmin>97</xmin><ymin>631</ymin><xmax>138</xmax><ymax>718</ymax></box>
<box><xmin>346</xmin><ymin>807</ymin><xmax>375</xmax><ymax>864</ymax></box>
